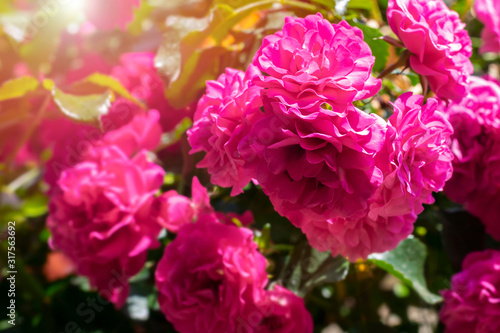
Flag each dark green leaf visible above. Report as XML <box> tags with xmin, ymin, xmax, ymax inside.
<box><xmin>286</xmin><ymin>243</ymin><xmax>349</xmax><ymax>296</ymax></box>
<box><xmin>368</xmin><ymin>237</ymin><xmax>443</xmax><ymax>304</ymax></box>
<box><xmin>256</xmin><ymin>223</ymin><xmax>272</xmax><ymax>251</ymax></box>
<box><xmin>352</xmin><ymin>21</ymin><xmax>389</xmax><ymax>73</ymax></box>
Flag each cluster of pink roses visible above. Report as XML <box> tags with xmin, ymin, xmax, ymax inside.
<box><xmin>440</xmin><ymin>249</ymin><xmax>500</xmax><ymax>333</ymax></box>
<box><xmin>42</xmin><ymin>0</ymin><xmax>500</xmax><ymax>330</ymax></box>
<box><xmin>153</xmin><ymin>178</ymin><xmax>312</xmax><ymax>332</ymax></box>
<box><xmin>47</xmin><ymin>122</ymin><xmax>314</xmax><ymax>331</ymax></box>
<box><xmin>156</xmin><ymin>216</ymin><xmax>313</xmax><ymax>333</ymax></box>
<box><xmin>189</xmin><ymin>13</ymin><xmax>454</xmax><ymax>260</ymax></box>
<box><xmin>43</xmin><ymin>52</ymin><xmax>190</xmax><ymax>188</ymax></box>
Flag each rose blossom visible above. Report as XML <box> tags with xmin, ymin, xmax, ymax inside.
<box><xmin>474</xmin><ymin>0</ymin><xmax>500</xmax><ymax>54</ymax></box>
<box><xmin>443</xmin><ymin>76</ymin><xmax>500</xmax><ymax>203</ymax></box>
<box><xmin>254</xmin><ymin>285</ymin><xmax>313</xmax><ymax>333</ymax></box>
<box><xmin>156</xmin><ymin>176</ymin><xmax>255</xmax><ymax>232</ymax></box>
<box><xmin>155</xmin><ymin>217</ymin><xmax>268</xmax><ymax>333</ymax></box>
<box><xmin>48</xmin><ymin>145</ymin><xmax>164</xmax><ymax>307</ymax></box>
<box><xmin>155</xmin><ymin>177</ymin><xmax>214</xmax><ymax>232</ymax></box>
<box><xmin>239</xmin><ymin>96</ymin><xmax>387</xmax><ymax>225</ymax></box>
<box><xmin>387</xmin><ymin>0</ymin><xmax>473</xmax><ymax>100</ymax></box>
<box><xmin>293</xmin><ymin>93</ymin><xmax>453</xmax><ymax>260</ymax></box>
<box><xmin>188</xmin><ymin>66</ymin><xmax>263</xmax><ymax>196</ymax></box>
<box><xmin>440</xmin><ymin>249</ymin><xmax>500</xmax><ymax>333</ymax></box>
<box><xmin>375</xmin><ymin>93</ymin><xmax>454</xmax><ymax>214</ymax></box>
<box><xmin>251</xmin><ymin>13</ymin><xmax>381</xmax><ymax>110</ymax></box>
<box><xmin>442</xmin><ymin>77</ymin><xmax>500</xmax><ymax>239</ymax></box>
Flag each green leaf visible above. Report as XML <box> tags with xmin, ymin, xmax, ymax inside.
<box><xmin>303</xmin><ymin>255</ymin><xmax>349</xmax><ymax>292</ymax></box>
<box><xmin>155</xmin><ymin>13</ymin><xmax>214</xmax><ymax>87</ymax></box>
<box><xmin>21</xmin><ymin>194</ymin><xmax>48</xmax><ymax>218</ymax></box>
<box><xmin>52</xmin><ymin>87</ymin><xmax>113</xmax><ymax>122</ymax></box>
<box><xmin>352</xmin><ymin>21</ymin><xmax>389</xmax><ymax>73</ymax></box>
<box><xmin>311</xmin><ymin>0</ymin><xmax>336</xmax><ymax>9</ymax></box>
<box><xmin>77</xmin><ymin>73</ymin><xmax>139</xmax><ymax>104</ymax></box>
<box><xmin>0</xmin><ymin>76</ymin><xmax>39</xmax><ymax>102</ymax></box>
<box><xmin>368</xmin><ymin>237</ymin><xmax>443</xmax><ymax>304</ymax></box>
<box><xmin>286</xmin><ymin>243</ymin><xmax>349</xmax><ymax>296</ymax></box>
<box><xmin>348</xmin><ymin>0</ymin><xmax>372</xmax><ymax>10</ymax></box>
<box><xmin>256</xmin><ymin>223</ymin><xmax>272</xmax><ymax>251</ymax></box>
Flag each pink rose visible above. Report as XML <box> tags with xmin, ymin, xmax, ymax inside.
<box><xmin>295</xmin><ymin>93</ymin><xmax>453</xmax><ymax>260</ymax></box>
<box><xmin>443</xmin><ymin>76</ymin><xmax>500</xmax><ymax>203</ymax></box>
<box><xmin>474</xmin><ymin>0</ymin><xmax>500</xmax><ymax>54</ymax></box>
<box><xmin>48</xmin><ymin>146</ymin><xmax>164</xmax><ymax>307</ymax></box>
<box><xmin>440</xmin><ymin>249</ymin><xmax>500</xmax><ymax>333</ymax></box>
<box><xmin>376</xmin><ymin>93</ymin><xmax>454</xmax><ymax>214</ymax></box>
<box><xmin>253</xmin><ymin>285</ymin><xmax>313</xmax><ymax>333</ymax></box>
<box><xmin>156</xmin><ymin>177</ymin><xmax>214</xmax><ymax>232</ymax></box>
<box><xmin>387</xmin><ymin>0</ymin><xmax>473</xmax><ymax>100</ymax></box>
<box><xmin>442</xmin><ymin>77</ymin><xmax>500</xmax><ymax>239</ymax></box>
<box><xmin>188</xmin><ymin>66</ymin><xmax>263</xmax><ymax>195</ymax></box>
<box><xmin>239</xmin><ymin>97</ymin><xmax>387</xmax><ymax>223</ymax></box>
<box><xmin>155</xmin><ymin>217</ymin><xmax>268</xmax><ymax>333</ymax></box>
<box><xmin>251</xmin><ymin>14</ymin><xmax>380</xmax><ymax>110</ymax></box>
<box><xmin>84</xmin><ymin>0</ymin><xmax>140</xmax><ymax>30</ymax></box>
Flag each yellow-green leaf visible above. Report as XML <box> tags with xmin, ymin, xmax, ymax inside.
<box><xmin>0</xmin><ymin>76</ymin><xmax>39</xmax><ymax>102</ymax></box>
<box><xmin>52</xmin><ymin>87</ymin><xmax>113</xmax><ymax>123</ymax></box>
<box><xmin>78</xmin><ymin>73</ymin><xmax>139</xmax><ymax>104</ymax></box>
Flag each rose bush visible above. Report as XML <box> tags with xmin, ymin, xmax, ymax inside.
<box><xmin>2</xmin><ymin>0</ymin><xmax>499</xmax><ymax>332</ymax></box>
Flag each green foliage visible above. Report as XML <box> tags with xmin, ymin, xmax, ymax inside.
<box><xmin>352</xmin><ymin>21</ymin><xmax>389</xmax><ymax>73</ymax></box>
<box><xmin>285</xmin><ymin>243</ymin><xmax>349</xmax><ymax>296</ymax></box>
<box><xmin>51</xmin><ymin>87</ymin><xmax>113</xmax><ymax>123</ymax></box>
<box><xmin>75</xmin><ymin>73</ymin><xmax>140</xmax><ymax>104</ymax></box>
<box><xmin>0</xmin><ymin>76</ymin><xmax>39</xmax><ymax>102</ymax></box>
<box><xmin>369</xmin><ymin>237</ymin><xmax>443</xmax><ymax>304</ymax></box>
